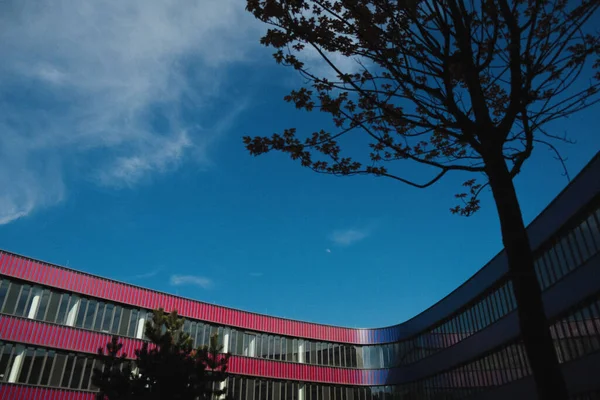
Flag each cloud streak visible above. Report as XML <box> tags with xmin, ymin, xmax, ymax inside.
<box><xmin>130</xmin><ymin>270</ymin><xmax>160</xmax><ymax>280</ymax></box>
<box><xmin>329</xmin><ymin>228</ymin><xmax>370</xmax><ymax>246</ymax></box>
<box><xmin>0</xmin><ymin>0</ymin><xmax>260</xmax><ymax>224</ymax></box>
<box><xmin>170</xmin><ymin>275</ymin><xmax>213</xmax><ymax>289</ymax></box>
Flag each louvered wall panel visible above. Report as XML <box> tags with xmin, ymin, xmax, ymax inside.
<box><xmin>0</xmin><ymin>383</ymin><xmax>96</xmax><ymax>400</ymax></box>
<box><xmin>0</xmin><ymin>245</ymin><xmax>388</xmax><ymax>343</ymax></box>
<box><xmin>0</xmin><ymin>315</ymin><xmax>390</xmax><ymax>386</ymax></box>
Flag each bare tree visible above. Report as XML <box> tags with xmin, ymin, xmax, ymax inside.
<box><xmin>243</xmin><ymin>0</ymin><xmax>600</xmax><ymax>398</ymax></box>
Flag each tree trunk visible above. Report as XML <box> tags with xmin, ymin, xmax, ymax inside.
<box><xmin>485</xmin><ymin>155</ymin><xmax>568</xmax><ymax>400</ymax></box>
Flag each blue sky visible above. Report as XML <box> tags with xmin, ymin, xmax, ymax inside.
<box><xmin>0</xmin><ymin>1</ymin><xmax>599</xmax><ymax>328</ymax></box>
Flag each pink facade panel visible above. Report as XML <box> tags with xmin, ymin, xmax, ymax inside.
<box><xmin>0</xmin><ymin>250</ymin><xmax>392</xmax><ymax>344</ymax></box>
<box><xmin>0</xmin><ymin>315</ymin><xmax>378</xmax><ymax>385</ymax></box>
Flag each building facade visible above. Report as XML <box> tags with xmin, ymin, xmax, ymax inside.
<box><xmin>0</xmin><ymin>154</ymin><xmax>599</xmax><ymax>400</ymax></box>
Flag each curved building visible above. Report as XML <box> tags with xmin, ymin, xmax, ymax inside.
<box><xmin>0</xmin><ymin>153</ymin><xmax>599</xmax><ymax>400</ymax></box>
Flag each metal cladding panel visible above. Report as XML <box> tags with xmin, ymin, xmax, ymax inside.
<box><xmin>0</xmin><ymin>316</ymin><xmax>387</xmax><ymax>385</ymax></box>
<box><xmin>0</xmin><ymin>249</ymin><xmax>400</xmax><ymax>344</ymax></box>
<box><xmin>0</xmin><ymin>384</ymin><xmax>95</xmax><ymax>400</ymax></box>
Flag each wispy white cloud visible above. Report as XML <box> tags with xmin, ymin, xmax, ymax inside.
<box><xmin>325</xmin><ymin>248</ymin><xmax>332</xmax><ymax>253</ymax></box>
<box><xmin>131</xmin><ymin>270</ymin><xmax>160</xmax><ymax>280</ymax></box>
<box><xmin>170</xmin><ymin>275</ymin><xmax>213</xmax><ymax>289</ymax></box>
<box><xmin>329</xmin><ymin>228</ymin><xmax>370</xmax><ymax>246</ymax></box>
<box><xmin>0</xmin><ymin>0</ymin><xmax>261</xmax><ymax>224</ymax></box>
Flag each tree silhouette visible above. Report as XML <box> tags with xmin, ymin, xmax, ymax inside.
<box><xmin>244</xmin><ymin>0</ymin><xmax>600</xmax><ymax>398</ymax></box>
<box><xmin>93</xmin><ymin>308</ymin><xmax>230</xmax><ymax>400</ymax></box>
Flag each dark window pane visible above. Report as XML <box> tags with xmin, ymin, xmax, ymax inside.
<box><xmin>0</xmin><ymin>343</ymin><xmax>15</xmax><ymax>380</ymax></box>
<box><xmin>75</xmin><ymin>299</ymin><xmax>88</xmax><ymax>328</ymax></box>
<box><xmin>81</xmin><ymin>358</ymin><xmax>95</xmax><ymax>390</ymax></box>
<box><xmin>61</xmin><ymin>354</ymin><xmax>75</xmax><ymax>387</ymax></box>
<box><xmin>575</xmin><ymin>224</ymin><xmax>591</xmax><ymax>261</ymax></box>
<box><xmin>102</xmin><ymin>304</ymin><xmax>114</xmax><ymax>332</ymax></box>
<box><xmin>582</xmin><ymin>217</ymin><xmax>599</xmax><ymax>254</ymax></box>
<box><xmin>128</xmin><ymin>309</ymin><xmax>139</xmax><ymax>337</ymax></box>
<box><xmin>28</xmin><ymin>348</ymin><xmax>46</xmax><ymax>385</ymax></box>
<box><xmin>94</xmin><ymin>303</ymin><xmax>106</xmax><ymax>331</ymax></box>
<box><xmin>15</xmin><ymin>285</ymin><xmax>32</xmax><ymax>316</ymax></box>
<box><xmin>0</xmin><ymin>280</ymin><xmax>9</xmax><ymax>311</ymax></box>
<box><xmin>70</xmin><ymin>356</ymin><xmax>85</xmax><ymax>389</ymax></box>
<box><xmin>56</xmin><ymin>294</ymin><xmax>70</xmax><ymax>325</ymax></box>
<box><xmin>287</xmin><ymin>338</ymin><xmax>293</xmax><ymax>362</ymax></box>
<box><xmin>50</xmin><ymin>353</ymin><xmax>66</xmax><ymax>387</ymax></box>
<box><xmin>35</xmin><ymin>291</ymin><xmax>50</xmax><ymax>320</ymax></box>
<box><xmin>274</xmin><ymin>337</ymin><xmax>281</xmax><ymax>360</ymax></box>
<box><xmin>111</xmin><ymin>306</ymin><xmax>122</xmax><ymax>334</ymax></box>
<box><xmin>281</xmin><ymin>337</ymin><xmax>287</xmax><ymax>361</ymax></box>
<box><xmin>84</xmin><ymin>300</ymin><xmax>97</xmax><ymax>330</ymax></box>
<box><xmin>17</xmin><ymin>348</ymin><xmax>35</xmax><ymax>383</ymax></box>
<box><xmin>120</xmin><ymin>308</ymin><xmax>131</xmax><ymax>336</ymax></box>
<box><xmin>560</xmin><ymin>237</ymin><xmax>576</xmax><ymax>271</ymax></box>
<box><xmin>44</xmin><ymin>292</ymin><xmax>60</xmax><ymax>323</ymax></box>
<box><xmin>40</xmin><ymin>350</ymin><xmax>55</xmax><ymax>386</ymax></box>
<box><xmin>587</xmin><ymin>213</ymin><xmax>600</xmax><ymax>251</ymax></box>
<box><xmin>3</xmin><ymin>282</ymin><xmax>23</xmax><ymax>314</ymax></box>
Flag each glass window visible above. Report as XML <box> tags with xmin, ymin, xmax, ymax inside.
<box><xmin>582</xmin><ymin>217</ymin><xmax>599</xmax><ymax>255</ymax></box>
<box><xmin>292</xmin><ymin>339</ymin><xmax>298</xmax><ymax>363</ymax></box>
<box><xmin>534</xmin><ymin>258</ymin><xmax>548</xmax><ymax>289</ymax></box>
<box><xmin>545</xmin><ymin>254</ymin><xmax>557</xmax><ymax>287</ymax></box>
<box><xmin>14</xmin><ymin>285</ymin><xmax>31</xmax><ymax>316</ymax></box>
<box><xmin>355</xmin><ymin>346</ymin><xmax>363</xmax><ymax>368</ymax></box>
<box><xmin>0</xmin><ymin>280</ymin><xmax>9</xmax><ymax>311</ymax></box>
<box><xmin>576</xmin><ymin>223</ymin><xmax>592</xmax><ymax>261</ymax></box>
<box><xmin>247</xmin><ymin>378</ymin><xmax>255</xmax><ymax>400</ymax></box>
<box><xmin>255</xmin><ymin>335</ymin><xmax>263</xmax><ymax>358</ymax></box>
<box><xmin>70</xmin><ymin>356</ymin><xmax>86</xmax><ymax>389</ymax></box>
<box><xmin>81</xmin><ymin>358</ymin><xmax>95</xmax><ymax>390</ymax></box>
<box><xmin>44</xmin><ymin>292</ymin><xmax>60</xmax><ymax>323</ymax></box>
<box><xmin>273</xmin><ymin>381</ymin><xmax>281</xmax><ymax>400</ymax></box>
<box><xmin>119</xmin><ymin>308</ymin><xmax>131</xmax><ymax>336</ymax></box>
<box><xmin>27</xmin><ymin>348</ymin><xmax>46</xmax><ymax>385</ymax></box>
<box><xmin>75</xmin><ymin>298</ymin><xmax>87</xmax><ymax>328</ymax></box>
<box><xmin>274</xmin><ymin>337</ymin><xmax>281</xmax><ymax>361</ymax></box>
<box><xmin>560</xmin><ymin>237</ymin><xmax>576</xmax><ymax>271</ymax></box>
<box><xmin>586</xmin><ymin>213</ymin><xmax>600</xmax><ymax>251</ymax></box>
<box><xmin>334</xmin><ymin>344</ymin><xmax>340</xmax><ymax>367</ymax></box>
<box><xmin>102</xmin><ymin>304</ymin><xmax>114</xmax><ymax>332</ymax></box>
<box><xmin>49</xmin><ymin>353</ymin><xmax>66</xmax><ymax>387</ymax></box>
<box><xmin>547</xmin><ymin>246</ymin><xmax>564</xmax><ymax>281</ymax></box>
<box><xmin>111</xmin><ymin>306</ymin><xmax>122</xmax><ymax>334</ymax></box>
<box><xmin>17</xmin><ymin>347</ymin><xmax>34</xmax><ymax>383</ymax></box>
<box><xmin>128</xmin><ymin>309</ymin><xmax>139</xmax><ymax>337</ymax></box>
<box><xmin>505</xmin><ymin>282</ymin><xmax>516</xmax><ymax>310</ymax></box>
<box><xmin>40</xmin><ymin>350</ymin><xmax>55</xmax><ymax>386</ymax></box>
<box><xmin>61</xmin><ymin>354</ymin><xmax>75</xmax><ymax>387</ymax></box>
<box><xmin>56</xmin><ymin>294</ymin><xmax>70</xmax><ymax>325</ymax></box>
<box><xmin>287</xmin><ymin>338</ymin><xmax>293</xmax><ymax>362</ymax></box>
<box><xmin>35</xmin><ymin>290</ymin><xmax>50</xmax><ymax>320</ymax></box>
<box><xmin>0</xmin><ymin>343</ymin><xmax>14</xmax><ymax>381</ymax></box>
<box><xmin>281</xmin><ymin>337</ymin><xmax>287</xmax><ymax>362</ymax></box>
<box><xmin>229</xmin><ymin>330</ymin><xmax>237</xmax><ymax>355</ymax></box>
<box><xmin>235</xmin><ymin>331</ymin><xmax>243</xmax><ymax>355</ymax></box>
<box><xmin>482</xmin><ymin>297</ymin><xmax>493</xmax><ymax>327</ymax></box>
<box><xmin>83</xmin><ymin>300</ymin><xmax>97</xmax><ymax>330</ymax></box>
<box><xmin>2</xmin><ymin>282</ymin><xmax>22</xmax><ymax>314</ymax></box>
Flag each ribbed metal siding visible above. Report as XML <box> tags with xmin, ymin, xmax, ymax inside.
<box><xmin>0</xmin><ymin>315</ymin><xmax>141</xmax><ymax>358</ymax></box>
<box><xmin>0</xmin><ymin>251</ymin><xmax>389</xmax><ymax>344</ymax></box>
<box><xmin>0</xmin><ymin>384</ymin><xmax>95</xmax><ymax>400</ymax></box>
<box><xmin>0</xmin><ymin>315</ymin><xmax>391</xmax><ymax>385</ymax></box>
